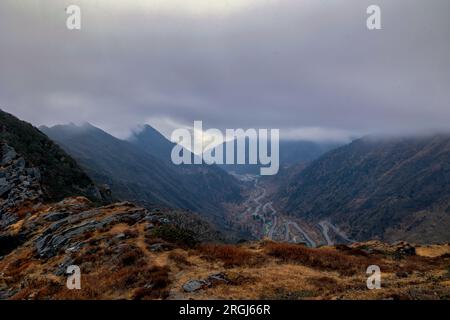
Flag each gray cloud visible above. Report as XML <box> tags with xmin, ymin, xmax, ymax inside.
<box><xmin>0</xmin><ymin>0</ymin><xmax>449</xmax><ymax>140</ymax></box>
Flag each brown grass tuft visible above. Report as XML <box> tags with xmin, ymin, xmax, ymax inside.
<box><xmin>168</xmin><ymin>251</ymin><xmax>192</xmax><ymax>267</ymax></box>
<box><xmin>264</xmin><ymin>242</ymin><xmax>385</xmax><ymax>276</ymax></box>
<box><xmin>198</xmin><ymin>244</ymin><xmax>264</xmax><ymax>268</ymax></box>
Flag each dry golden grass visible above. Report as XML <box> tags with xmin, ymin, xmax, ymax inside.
<box><xmin>416</xmin><ymin>244</ymin><xmax>450</xmax><ymax>258</ymax></box>
<box><xmin>168</xmin><ymin>250</ymin><xmax>192</xmax><ymax>267</ymax></box>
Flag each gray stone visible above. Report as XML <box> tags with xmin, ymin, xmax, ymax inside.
<box><xmin>36</xmin><ymin>234</ymin><xmax>52</xmax><ymax>256</ymax></box>
<box><xmin>182</xmin><ymin>279</ymin><xmax>209</xmax><ymax>292</ymax></box>
<box><xmin>115</xmin><ymin>233</ymin><xmax>126</xmax><ymax>240</ymax></box>
<box><xmin>149</xmin><ymin>243</ymin><xmax>166</xmax><ymax>252</ymax></box>
<box><xmin>1</xmin><ymin>145</ymin><xmax>17</xmax><ymax>165</ymax></box>
<box><xmin>43</xmin><ymin>212</ymin><xmax>69</xmax><ymax>222</ymax></box>
<box><xmin>206</xmin><ymin>272</ymin><xmax>229</xmax><ymax>284</ymax></box>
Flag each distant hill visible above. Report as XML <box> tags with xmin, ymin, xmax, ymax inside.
<box><xmin>279</xmin><ymin>134</ymin><xmax>450</xmax><ymax>243</ymax></box>
<box><xmin>41</xmin><ymin>123</ymin><xmax>242</xmax><ymax>228</ymax></box>
<box><xmin>212</xmin><ymin>138</ymin><xmax>340</xmax><ymax>175</ymax></box>
<box><xmin>0</xmin><ymin>109</ymin><xmax>100</xmax><ymax>203</ymax></box>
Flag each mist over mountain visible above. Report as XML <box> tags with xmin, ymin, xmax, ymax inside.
<box><xmin>211</xmin><ymin>138</ymin><xmax>340</xmax><ymax>175</ymax></box>
<box><xmin>41</xmin><ymin>123</ymin><xmax>242</xmax><ymax>229</ymax></box>
<box><xmin>278</xmin><ymin>134</ymin><xmax>450</xmax><ymax>243</ymax></box>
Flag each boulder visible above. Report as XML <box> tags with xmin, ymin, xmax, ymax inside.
<box><xmin>1</xmin><ymin>144</ymin><xmax>17</xmax><ymax>165</ymax></box>
<box><xmin>182</xmin><ymin>279</ymin><xmax>210</xmax><ymax>292</ymax></box>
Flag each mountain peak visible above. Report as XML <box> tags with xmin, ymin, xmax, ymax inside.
<box><xmin>128</xmin><ymin>124</ymin><xmax>174</xmax><ymax>162</ymax></box>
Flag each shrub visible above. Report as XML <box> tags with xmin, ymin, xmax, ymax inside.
<box><xmin>151</xmin><ymin>225</ymin><xmax>198</xmax><ymax>248</ymax></box>
<box><xmin>265</xmin><ymin>242</ymin><xmax>381</xmax><ymax>276</ymax></box>
<box><xmin>198</xmin><ymin>244</ymin><xmax>264</xmax><ymax>268</ymax></box>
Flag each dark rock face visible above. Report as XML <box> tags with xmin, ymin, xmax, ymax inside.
<box><xmin>0</xmin><ymin>144</ymin><xmax>43</xmax><ymax>225</ymax></box>
<box><xmin>0</xmin><ymin>109</ymin><xmax>101</xmax><ymax>203</ymax></box>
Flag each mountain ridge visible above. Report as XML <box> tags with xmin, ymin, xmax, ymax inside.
<box><xmin>278</xmin><ymin>134</ymin><xmax>450</xmax><ymax>243</ymax></box>
<box><xmin>41</xmin><ymin>123</ymin><xmax>243</xmax><ymax>234</ymax></box>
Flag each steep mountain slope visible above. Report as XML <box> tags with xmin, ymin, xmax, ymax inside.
<box><xmin>128</xmin><ymin>125</ymin><xmax>174</xmax><ymax>163</ymax></box>
<box><xmin>41</xmin><ymin>124</ymin><xmax>242</xmax><ymax>227</ymax></box>
<box><xmin>0</xmin><ymin>110</ymin><xmax>100</xmax><ymax>205</ymax></box>
<box><xmin>280</xmin><ymin>135</ymin><xmax>450</xmax><ymax>243</ymax></box>
<box><xmin>128</xmin><ymin>125</ymin><xmax>242</xmax><ymax>207</ymax></box>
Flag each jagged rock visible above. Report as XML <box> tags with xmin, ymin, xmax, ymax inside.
<box><xmin>182</xmin><ymin>279</ymin><xmax>210</xmax><ymax>292</ymax></box>
<box><xmin>35</xmin><ymin>206</ymin><xmax>151</xmax><ymax>259</ymax></box>
<box><xmin>206</xmin><ymin>272</ymin><xmax>229</xmax><ymax>284</ymax></box>
<box><xmin>66</xmin><ymin>242</ymin><xmax>85</xmax><ymax>253</ymax></box>
<box><xmin>149</xmin><ymin>243</ymin><xmax>168</xmax><ymax>252</ymax></box>
<box><xmin>115</xmin><ymin>233</ymin><xmax>126</xmax><ymax>240</ymax></box>
<box><xmin>43</xmin><ymin>212</ymin><xmax>70</xmax><ymax>222</ymax></box>
<box><xmin>36</xmin><ymin>234</ymin><xmax>53</xmax><ymax>257</ymax></box>
<box><xmin>0</xmin><ymin>144</ymin><xmax>43</xmax><ymax>221</ymax></box>
<box><xmin>182</xmin><ymin>273</ymin><xmax>229</xmax><ymax>293</ymax></box>
<box><xmin>1</xmin><ymin>144</ymin><xmax>17</xmax><ymax>165</ymax></box>
<box><xmin>0</xmin><ymin>178</ymin><xmax>11</xmax><ymax>197</ymax></box>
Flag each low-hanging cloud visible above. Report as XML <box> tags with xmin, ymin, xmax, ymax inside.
<box><xmin>0</xmin><ymin>0</ymin><xmax>449</xmax><ymax>141</ymax></box>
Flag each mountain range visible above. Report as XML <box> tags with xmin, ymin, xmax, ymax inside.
<box><xmin>1</xmin><ymin>109</ymin><xmax>450</xmax><ymax>300</ymax></box>
<box><xmin>3</xmin><ymin>108</ymin><xmax>449</xmax><ymax>244</ymax></box>
<box><xmin>278</xmin><ymin>134</ymin><xmax>450</xmax><ymax>243</ymax></box>
<box><xmin>40</xmin><ymin>123</ymin><xmax>242</xmax><ymax>232</ymax></box>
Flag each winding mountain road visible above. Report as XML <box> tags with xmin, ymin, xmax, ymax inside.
<box><xmin>239</xmin><ymin>177</ymin><xmax>318</xmax><ymax>245</ymax></box>
<box><xmin>238</xmin><ymin>176</ymin><xmax>354</xmax><ymax>248</ymax></box>
<box><xmin>286</xmin><ymin>222</ymin><xmax>316</xmax><ymax>247</ymax></box>
<box><xmin>318</xmin><ymin>220</ymin><xmax>354</xmax><ymax>245</ymax></box>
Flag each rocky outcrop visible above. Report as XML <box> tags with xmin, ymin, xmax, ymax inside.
<box><xmin>0</xmin><ymin>144</ymin><xmax>43</xmax><ymax>227</ymax></box>
<box><xmin>34</xmin><ymin>201</ymin><xmax>155</xmax><ymax>258</ymax></box>
<box><xmin>182</xmin><ymin>272</ymin><xmax>230</xmax><ymax>292</ymax></box>
<box><xmin>0</xmin><ymin>109</ymin><xmax>102</xmax><ymax>203</ymax></box>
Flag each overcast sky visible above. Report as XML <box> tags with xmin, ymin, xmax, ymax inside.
<box><xmin>0</xmin><ymin>0</ymin><xmax>449</xmax><ymax>142</ymax></box>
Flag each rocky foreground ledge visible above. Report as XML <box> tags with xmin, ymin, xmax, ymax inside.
<box><xmin>0</xmin><ymin>197</ymin><xmax>449</xmax><ymax>300</ymax></box>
